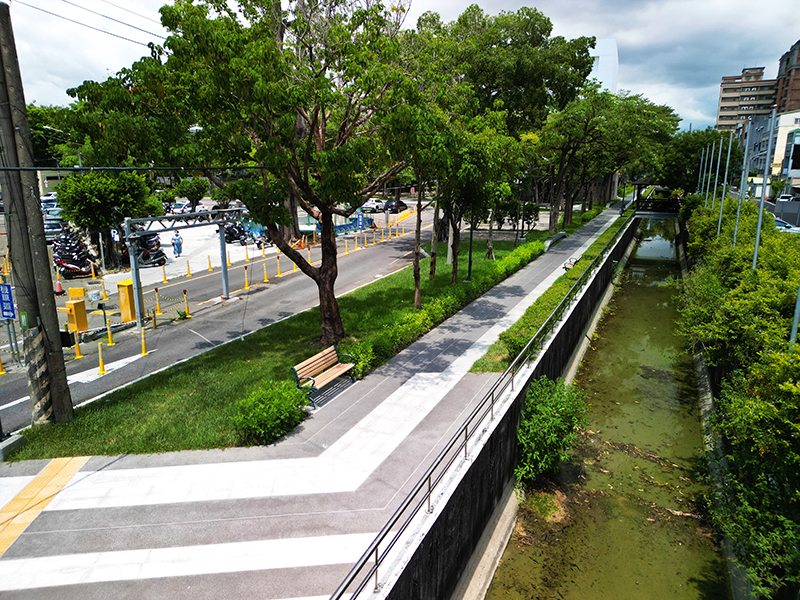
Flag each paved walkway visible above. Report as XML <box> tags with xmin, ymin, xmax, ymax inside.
<box><xmin>0</xmin><ymin>210</ymin><xmax>620</xmax><ymax>599</ymax></box>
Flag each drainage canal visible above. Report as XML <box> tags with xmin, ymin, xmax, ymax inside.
<box><xmin>486</xmin><ymin>218</ymin><xmax>732</xmax><ymax>599</ymax></box>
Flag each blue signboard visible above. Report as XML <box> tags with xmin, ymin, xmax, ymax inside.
<box><xmin>357</xmin><ymin>212</ymin><xmax>364</xmax><ymax>231</ymax></box>
<box><xmin>0</xmin><ymin>283</ymin><xmax>14</xmax><ymax>320</ymax></box>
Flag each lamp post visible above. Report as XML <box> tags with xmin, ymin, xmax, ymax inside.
<box><xmin>752</xmin><ymin>106</ymin><xmax>777</xmax><ymax>271</ymax></box>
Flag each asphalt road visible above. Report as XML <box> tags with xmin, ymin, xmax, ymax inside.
<box><xmin>0</xmin><ymin>211</ymin><xmax>433</xmax><ymax>435</ymax></box>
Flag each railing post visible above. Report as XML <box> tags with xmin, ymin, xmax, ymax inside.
<box><xmin>427</xmin><ymin>476</ymin><xmax>432</xmax><ymax>513</ymax></box>
<box><xmin>464</xmin><ymin>426</ymin><xmax>468</xmax><ymax>458</ymax></box>
<box><xmin>373</xmin><ymin>547</ymin><xmax>379</xmax><ymax>592</ymax></box>
<box><xmin>490</xmin><ymin>390</ymin><xmax>494</xmax><ymax>419</ymax></box>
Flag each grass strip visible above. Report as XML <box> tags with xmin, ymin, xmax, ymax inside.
<box><xmin>471</xmin><ymin>210</ymin><xmax>632</xmax><ymax>373</ymax></box>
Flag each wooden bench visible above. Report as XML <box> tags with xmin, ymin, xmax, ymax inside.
<box><xmin>563</xmin><ymin>255</ymin><xmax>582</xmax><ymax>270</ymax></box>
<box><xmin>292</xmin><ymin>346</ymin><xmax>356</xmax><ymax>407</ymax></box>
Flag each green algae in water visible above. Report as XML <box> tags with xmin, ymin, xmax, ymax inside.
<box><xmin>487</xmin><ymin>221</ymin><xmax>731</xmax><ymax>600</ymax></box>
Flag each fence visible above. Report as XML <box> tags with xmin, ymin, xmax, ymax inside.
<box><xmin>330</xmin><ymin>214</ymin><xmax>639</xmax><ymax>600</ymax></box>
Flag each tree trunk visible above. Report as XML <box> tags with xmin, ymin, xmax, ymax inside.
<box><xmin>450</xmin><ymin>221</ymin><xmax>461</xmax><ymax>286</ymax></box>
<box><xmin>413</xmin><ymin>183</ymin><xmax>423</xmax><ymax>309</ymax></box>
<box><xmin>429</xmin><ymin>196</ymin><xmax>440</xmax><ymax>280</ymax></box>
<box><xmin>316</xmin><ymin>209</ymin><xmax>345</xmax><ymax>345</ymax></box>
<box><xmin>485</xmin><ymin>208</ymin><xmax>495</xmax><ymax>260</ymax></box>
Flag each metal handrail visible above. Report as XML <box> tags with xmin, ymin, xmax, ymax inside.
<box><xmin>330</xmin><ymin>214</ymin><xmax>635</xmax><ymax>600</ymax></box>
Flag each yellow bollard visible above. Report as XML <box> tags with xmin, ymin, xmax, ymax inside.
<box><xmin>140</xmin><ymin>327</ymin><xmax>148</xmax><ymax>356</ymax></box>
<box><xmin>74</xmin><ymin>340</ymin><xmax>83</xmax><ymax>360</ymax></box>
<box><xmin>183</xmin><ymin>289</ymin><xmax>191</xmax><ymax>318</ymax></box>
<box><xmin>227</xmin><ymin>251</ymin><xmax>232</xmax><ymax>267</ymax></box>
<box><xmin>261</xmin><ymin>245</ymin><xmax>265</xmax><ymax>258</ymax></box>
<box><xmin>91</xmin><ymin>263</ymin><xmax>97</xmax><ymax>279</ymax></box>
<box><xmin>154</xmin><ymin>288</ymin><xmax>163</xmax><ymax>316</ymax></box>
<box><xmin>244</xmin><ymin>265</ymin><xmax>250</xmax><ymax>290</ymax></box>
<box><xmin>307</xmin><ymin>247</ymin><xmax>311</xmax><ymax>264</ymax></box>
<box><xmin>373</xmin><ymin>231</ymin><xmax>376</xmax><ymax>245</ymax></box>
<box><xmin>245</xmin><ymin>245</ymin><xmax>250</xmax><ymax>262</ymax></box>
<box><xmin>263</xmin><ymin>263</ymin><xmax>269</xmax><ymax>283</ymax></box>
<box><xmin>186</xmin><ymin>259</ymin><xmax>192</xmax><ymax>277</ymax></box>
<box><xmin>105</xmin><ymin>318</ymin><xmax>115</xmax><ymax>346</ymax></box>
<box><xmin>208</xmin><ymin>255</ymin><xmax>213</xmax><ymax>272</ymax></box>
<box><xmin>277</xmin><ymin>253</ymin><xmax>282</xmax><ymax>277</ymax></box>
<box><xmin>151</xmin><ymin>308</ymin><xmax>157</xmax><ymax>330</ymax></box>
<box><xmin>293</xmin><ymin>259</ymin><xmax>297</xmax><ymax>272</ymax></box>
<box><xmin>345</xmin><ymin>240</ymin><xmax>349</xmax><ymax>254</ymax></box>
<box><xmin>101</xmin><ymin>278</ymin><xmax>109</xmax><ymax>301</ymax></box>
<box><xmin>355</xmin><ymin>237</ymin><xmax>359</xmax><ymax>251</ymax></box>
<box><xmin>313</xmin><ymin>230</ymin><xmax>317</xmax><ymax>245</ymax></box>
<box><xmin>97</xmin><ymin>342</ymin><xmax>105</xmax><ymax>373</ymax></box>
<box><xmin>162</xmin><ymin>265</ymin><xmax>168</xmax><ymax>284</ymax></box>
<box><xmin>0</xmin><ymin>353</ymin><xmax>6</xmax><ymax>375</ymax></box>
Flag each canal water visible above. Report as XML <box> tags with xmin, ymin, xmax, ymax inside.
<box><xmin>486</xmin><ymin>219</ymin><xmax>732</xmax><ymax>600</ymax></box>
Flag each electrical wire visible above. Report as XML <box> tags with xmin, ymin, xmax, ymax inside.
<box><xmin>97</xmin><ymin>0</ymin><xmax>162</xmax><ymax>25</ymax></box>
<box><xmin>14</xmin><ymin>1</ymin><xmax>151</xmax><ymax>47</ymax></box>
<box><xmin>58</xmin><ymin>0</ymin><xmax>166</xmax><ymax>40</ymax></box>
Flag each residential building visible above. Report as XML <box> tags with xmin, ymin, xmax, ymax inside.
<box><xmin>716</xmin><ymin>67</ymin><xmax>778</xmax><ymax>131</ymax></box>
<box><xmin>777</xmin><ymin>40</ymin><xmax>800</xmax><ymax>114</ymax></box>
<box><xmin>589</xmin><ymin>39</ymin><xmax>618</xmax><ymax>93</ymax></box>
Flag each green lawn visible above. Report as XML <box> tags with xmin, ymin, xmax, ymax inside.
<box><xmin>12</xmin><ymin>225</ymin><xmax>576</xmax><ymax>459</ymax></box>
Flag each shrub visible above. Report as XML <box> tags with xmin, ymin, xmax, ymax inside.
<box><xmin>232</xmin><ymin>381</ymin><xmax>308</xmax><ymax>445</ymax></box>
<box><xmin>341</xmin><ymin>340</ymin><xmax>375</xmax><ymax>379</ymax></box>
<box><xmin>515</xmin><ymin>376</ymin><xmax>588</xmax><ymax>483</ymax></box>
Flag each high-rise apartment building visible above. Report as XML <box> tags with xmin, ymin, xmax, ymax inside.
<box><xmin>777</xmin><ymin>40</ymin><xmax>800</xmax><ymax>114</ymax></box>
<box><xmin>715</xmin><ymin>67</ymin><xmax>778</xmax><ymax>131</ymax></box>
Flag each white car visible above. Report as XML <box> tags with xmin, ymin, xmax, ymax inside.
<box><xmin>773</xmin><ymin>216</ymin><xmax>800</xmax><ymax>233</ymax></box>
<box><xmin>361</xmin><ymin>198</ymin><xmax>385</xmax><ymax>213</ymax></box>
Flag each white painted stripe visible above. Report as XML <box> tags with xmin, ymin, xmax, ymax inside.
<box><xmin>67</xmin><ymin>353</ymin><xmax>148</xmax><ymax>384</ymax></box>
<box><xmin>0</xmin><ymin>396</ymin><xmax>29</xmax><ymax>412</ymax></box>
<box><xmin>0</xmin><ymin>532</ymin><xmax>375</xmax><ymax>591</ymax></box>
<box><xmin>0</xmin><ymin>476</ymin><xmax>35</xmax><ymax>511</ymax></box>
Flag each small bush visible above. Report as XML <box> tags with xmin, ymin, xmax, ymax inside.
<box><xmin>515</xmin><ymin>377</ymin><xmax>588</xmax><ymax>483</ymax></box>
<box><xmin>342</xmin><ymin>341</ymin><xmax>375</xmax><ymax>379</ymax></box>
<box><xmin>232</xmin><ymin>381</ymin><xmax>308</xmax><ymax>445</ymax></box>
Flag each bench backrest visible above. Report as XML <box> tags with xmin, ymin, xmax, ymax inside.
<box><xmin>294</xmin><ymin>346</ymin><xmax>340</xmax><ymax>379</ymax></box>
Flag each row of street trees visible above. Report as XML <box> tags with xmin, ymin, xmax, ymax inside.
<box><xmin>30</xmin><ymin>0</ymin><xmax>678</xmax><ymax>345</ymax></box>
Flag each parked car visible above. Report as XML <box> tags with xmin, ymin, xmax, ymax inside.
<box><xmin>41</xmin><ymin>200</ymin><xmax>59</xmax><ymax>212</ymax></box>
<box><xmin>40</xmin><ymin>191</ymin><xmax>57</xmax><ymax>201</ymax></box>
<box><xmin>170</xmin><ymin>200</ymin><xmax>192</xmax><ymax>214</ymax></box>
<box><xmin>43</xmin><ymin>220</ymin><xmax>66</xmax><ymax>243</ymax></box>
<box><xmin>778</xmin><ymin>194</ymin><xmax>795</xmax><ymax>202</ymax></box>
<box><xmin>384</xmin><ymin>199</ymin><xmax>408</xmax><ymax>213</ymax></box>
<box><xmin>44</xmin><ymin>207</ymin><xmax>65</xmax><ymax>220</ymax></box>
<box><xmin>773</xmin><ymin>216</ymin><xmax>800</xmax><ymax>233</ymax></box>
<box><xmin>361</xmin><ymin>198</ymin><xmax>385</xmax><ymax>213</ymax></box>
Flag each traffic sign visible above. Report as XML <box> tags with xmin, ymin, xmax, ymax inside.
<box><xmin>0</xmin><ymin>283</ymin><xmax>15</xmax><ymax>320</ymax></box>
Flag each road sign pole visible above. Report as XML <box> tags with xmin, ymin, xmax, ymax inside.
<box><xmin>219</xmin><ymin>225</ymin><xmax>229</xmax><ymax>299</ymax></box>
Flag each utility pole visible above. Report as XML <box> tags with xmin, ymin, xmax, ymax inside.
<box><xmin>0</xmin><ymin>2</ymin><xmax>72</xmax><ymax>422</ymax></box>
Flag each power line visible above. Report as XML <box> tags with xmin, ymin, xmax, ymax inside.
<box><xmin>59</xmin><ymin>0</ymin><xmax>166</xmax><ymax>40</ymax></box>
<box><xmin>97</xmin><ymin>0</ymin><xmax>162</xmax><ymax>26</ymax></box>
<box><xmin>14</xmin><ymin>1</ymin><xmax>151</xmax><ymax>47</ymax></box>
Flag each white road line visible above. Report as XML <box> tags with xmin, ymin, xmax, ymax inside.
<box><xmin>67</xmin><ymin>353</ymin><xmax>150</xmax><ymax>385</ymax></box>
<box><xmin>0</xmin><ymin>396</ymin><xmax>29</xmax><ymax>412</ymax></box>
<box><xmin>0</xmin><ymin>532</ymin><xmax>375</xmax><ymax>591</ymax></box>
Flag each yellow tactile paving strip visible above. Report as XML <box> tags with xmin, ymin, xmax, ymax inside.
<box><xmin>0</xmin><ymin>456</ymin><xmax>90</xmax><ymax>557</ymax></box>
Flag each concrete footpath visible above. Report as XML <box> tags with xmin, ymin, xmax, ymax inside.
<box><xmin>0</xmin><ymin>210</ymin><xmax>620</xmax><ymax>600</ymax></box>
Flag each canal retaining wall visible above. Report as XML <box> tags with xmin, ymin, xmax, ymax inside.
<box><xmin>385</xmin><ymin>218</ymin><xmax>640</xmax><ymax>600</ymax></box>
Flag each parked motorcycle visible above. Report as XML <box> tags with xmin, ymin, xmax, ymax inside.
<box><xmin>52</xmin><ymin>227</ymin><xmax>96</xmax><ymax>278</ymax></box>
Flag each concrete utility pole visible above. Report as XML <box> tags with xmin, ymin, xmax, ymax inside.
<box><xmin>0</xmin><ymin>2</ymin><xmax>72</xmax><ymax>423</ymax></box>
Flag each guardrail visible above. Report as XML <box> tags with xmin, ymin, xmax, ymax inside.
<box><xmin>330</xmin><ymin>213</ymin><xmax>636</xmax><ymax>599</ymax></box>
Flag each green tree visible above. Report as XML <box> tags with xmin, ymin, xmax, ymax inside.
<box><xmin>658</xmin><ymin>127</ymin><xmax>741</xmax><ymax>193</ymax></box>
<box><xmin>56</xmin><ymin>171</ymin><xmax>161</xmax><ymax>265</ymax></box>
<box><xmin>174</xmin><ymin>177</ymin><xmax>209</xmax><ymax>211</ymax></box>
<box><xmin>151</xmin><ymin>0</ymin><xmax>410</xmax><ymax>344</ymax></box>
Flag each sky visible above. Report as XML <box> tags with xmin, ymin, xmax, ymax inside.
<box><xmin>6</xmin><ymin>0</ymin><xmax>800</xmax><ymax>131</ymax></box>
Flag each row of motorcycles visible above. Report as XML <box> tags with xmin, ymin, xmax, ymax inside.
<box><xmin>224</xmin><ymin>222</ymin><xmax>271</xmax><ymax>249</ymax></box>
<box><xmin>53</xmin><ymin>223</ymin><xmax>265</xmax><ymax>278</ymax></box>
<box><xmin>52</xmin><ymin>229</ymin><xmax>97</xmax><ymax>279</ymax></box>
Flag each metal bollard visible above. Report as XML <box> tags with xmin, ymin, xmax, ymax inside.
<box><xmin>106</xmin><ymin>318</ymin><xmax>115</xmax><ymax>346</ymax></box>
<box><xmin>183</xmin><ymin>289</ymin><xmax>191</xmax><ymax>318</ymax></box>
<box><xmin>97</xmin><ymin>342</ymin><xmax>105</xmax><ymax>374</ymax></box>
